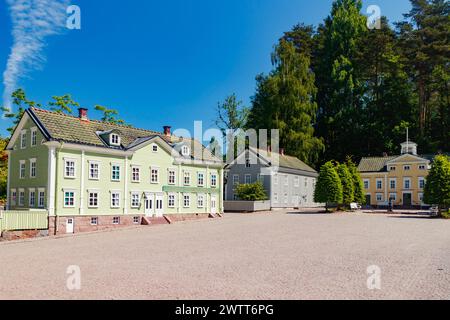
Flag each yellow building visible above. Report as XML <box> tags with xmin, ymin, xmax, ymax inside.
<box><xmin>358</xmin><ymin>141</ymin><xmax>432</xmax><ymax>208</ymax></box>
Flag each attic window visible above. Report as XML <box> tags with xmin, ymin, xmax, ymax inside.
<box><xmin>182</xmin><ymin>145</ymin><xmax>190</xmax><ymax>156</ymax></box>
<box><xmin>110</xmin><ymin>134</ymin><xmax>120</xmax><ymax>146</ymax></box>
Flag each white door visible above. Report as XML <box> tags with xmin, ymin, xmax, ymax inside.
<box><xmin>211</xmin><ymin>195</ymin><xmax>217</xmax><ymax>214</ymax></box>
<box><xmin>66</xmin><ymin>218</ymin><xmax>74</xmax><ymax>234</ymax></box>
<box><xmin>155</xmin><ymin>194</ymin><xmax>164</xmax><ymax>217</ymax></box>
<box><xmin>145</xmin><ymin>194</ymin><xmax>154</xmax><ymax>217</ymax></box>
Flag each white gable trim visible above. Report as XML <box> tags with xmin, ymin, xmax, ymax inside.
<box><xmin>386</xmin><ymin>154</ymin><xmax>430</xmax><ymax>165</ymax></box>
<box><xmin>225</xmin><ymin>148</ymin><xmax>271</xmax><ymax>168</ymax></box>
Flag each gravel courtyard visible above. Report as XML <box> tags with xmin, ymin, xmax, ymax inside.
<box><xmin>0</xmin><ymin>211</ymin><xmax>449</xmax><ymax>300</ymax></box>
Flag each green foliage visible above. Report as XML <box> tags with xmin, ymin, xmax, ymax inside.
<box><xmin>336</xmin><ymin>163</ymin><xmax>354</xmax><ymax>206</ymax></box>
<box><xmin>0</xmin><ymin>137</ymin><xmax>8</xmax><ymax>201</ymax></box>
<box><xmin>235</xmin><ymin>181</ymin><xmax>268</xmax><ymax>201</ymax></box>
<box><xmin>215</xmin><ymin>94</ymin><xmax>249</xmax><ymax>135</ymax></box>
<box><xmin>424</xmin><ymin>155</ymin><xmax>450</xmax><ymax>211</ymax></box>
<box><xmin>95</xmin><ymin>105</ymin><xmax>126</xmax><ymax>125</ymax></box>
<box><xmin>346</xmin><ymin>157</ymin><xmax>365</xmax><ymax>204</ymax></box>
<box><xmin>314</xmin><ymin>161</ymin><xmax>343</xmax><ymax>210</ymax></box>
<box><xmin>1</xmin><ymin>89</ymin><xmax>39</xmax><ymax>134</ymax></box>
<box><xmin>48</xmin><ymin>94</ymin><xmax>79</xmax><ymax>115</ymax></box>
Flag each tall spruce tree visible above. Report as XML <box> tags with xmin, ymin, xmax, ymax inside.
<box><xmin>336</xmin><ymin>163</ymin><xmax>355</xmax><ymax>206</ymax></box>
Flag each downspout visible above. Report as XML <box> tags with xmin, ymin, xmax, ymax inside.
<box><xmin>53</xmin><ymin>142</ymin><xmax>64</xmax><ymax>235</ymax></box>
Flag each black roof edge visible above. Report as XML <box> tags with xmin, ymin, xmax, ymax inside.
<box><xmin>27</xmin><ymin>108</ymin><xmax>52</xmax><ymax>141</ymax></box>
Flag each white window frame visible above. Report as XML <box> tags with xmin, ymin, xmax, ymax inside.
<box><xmin>418</xmin><ymin>177</ymin><xmax>425</xmax><ymax>190</ymax></box>
<box><xmin>19</xmin><ymin>160</ymin><xmax>26</xmax><ymax>179</ymax></box>
<box><xmin>38</xmin><ymin>188</ymin><xmax>45</xmax><ymax>208</ymax></box>
<box><xmin>112</xmin><ymin>217</ymin><xmax>120</xmax><ymax>225</ymax></box>
<box><xmin>233</xmin><ymin>174</ymin><xmax>239</xmax><ymax>186</ymax></box>
<box><xmin>418</xmin><ymin>192</ymin><xmax>424</xmax><ymax>204</ymax></box>
<box><xmin>197</xmin><ymin>172</ymin><xmax>205</xmax><ymax>187</ymax></box>
<box><xmin>245</xmin><ymin>159</ymin><xmax>251</xmax><ymax>168</ymax></box>
<box><xmin>152</xmin><ymin>144</ymin><xmax>158</xmax><ymax>153</ymax></box>
<box><xmin>30</xmin><ymin>127</ymin><xmax>37</xmax><ymax>147</ymax></box>
<box><xmin>20</xmin><ymin>130</ymin><xmax>27</xmax><ymax>149</ymax></box>
<box><xmin>284</xmin><ymin>193</ymin><xmax>288</xmax><ymax>204</ymax></box>
<box><xmin>363</xmin><ymin>179</ymin><xmax>370</xmax><ymax>190</ymax></box>
<box><xmin>389</xmin><ymin>178</ymin><xmax>397</xmax><ymax>190</ymax></box>
<box><xmin>404</xmin><ymin>178</ymin><xmax>411</xmax><ymax>190</ymax></box>
<box><xmin>294</xmin><ymin>177</ymin><xmax>300</xmax><ymax>187</ymax></box>
<box><xmin>63</xmin><ymin>190</ymin><xmax>76</xmax><ymax>208</ymax></box>
<box><xmin>274</xmin><ymin>175</ymin><xmax>279</xmax><ymax>185</ymax></box>
<box><xmin>90</xmin><ymin>217</ymin><xmax>98</xmax><ymax>226</ymax></box>
<box><xmin>197</xmin><ymin>194</ymin><xmax>205</xmax><ymax>208</ymax></box>
<box><xmin>183</xmin><ymin>194</ymin><xmax>191</xmax><ymax>208</ymax></box>
<box><xmin>131</xmin><ymin>192</ymin><xmax>140</xmax><ymax>208</ymax></box>
<box><xmin>273</xmin><ymin>193</ymin><xmax>279</xmax><ymax>204</ymax></box>
<box><xmin>404</xmin><ymin>165</ymin><xmax>411</xmax><ymax>171</ymax></box>
<box><xmin>389</xmin><ymin>193</ymin><xmax>397</xmax><ymax>202</ymax></box>
<box><xmin>376</xmin><ymin>179</ymin><xmax>383</xmax><ymax>190</ymax></box>
<box><xmin>376</xmin><ymin>193</ymin><xmax>384</xmax><ymax>202</ymax></box>
<box><xmin>168</xmin><ymin>193</ymin><xmax>176</xmax><ymax>208</ymax></box>
<box><xmin>111</xmin><ymin>164</ymin><xmax>121</xmax><ymax>182</ymax></box>
<box><xmin>89</xmin><ymin>161</ymin><xmax>100</xmax><ymax>180</ymax></box>
<box><xmin>88</xmin><ymin>191</ymin><xmax>99</xmax><ymax>208</ymax></box>
<box><xmin>111</xmin><ymin>192</ymin><xmax>121</xmax><ymax>208</ymax></box>
<box><xmin>29</xmin><ymin>189</ymin><xmax>36</xmax><ymax>207</ymax></box>
<box><xmin>211</xmin><ymin>174</ymin><xmax>217</xmax><ymax>188</ymax></box>
<box><xmin>110</xmin><ymin>134</ymin><xmax>121</xmax><ymax>146</ymax></box>
<box><xmin>30</xmin><ymin>158</ymin><xmax>37</xmax><ymax>178</ymax></box>
<box><xmin>131</xmin><ymin>166</ymin><xmax>141</xmax><ymax>183</ymax></box>
<box><xmin>168</xmin><ymin>169</ymin><xmax>176</xmax><ymax>185</ymax></box>
<box><xmin>244</xmin><ymin>174</ymin><xmax>252</xmax><ymax>184</ymax></box>
<box><xmin>284</xmin><ymin>175</ymin><xmax>289</xmax><ymax>186</ymax></box>
<box><xmin>151</xmin><ymin>167</ymin><xmax>160</xmax><ymax>184</ymax></box>
<box><xmin>18</xmin><ymin>189</ymin><xmax>25</xmax><ymax>207</ymax></box>
<box><xmin>64</xmin><ymin>158</ymin><xmax>76</xmax><ymax>179</ymax></box>
<box><xmin>418</xmin><ymin>165</ymin><xmax>426</xmax><ymax>170</ymax></box>
<box><xmin>182</xmin><ymin>145</ymin><xmax>190</xmax><ymax>156</ymax></box>
<box><xmin>389</xmin><ymin>166</ymin><xmax>396</xmax><ymax>172</ymax></box>
<box><xmin>184</xmin><ymin>171</ymin><xmax>191</xmax><ymax>186</ymax></box>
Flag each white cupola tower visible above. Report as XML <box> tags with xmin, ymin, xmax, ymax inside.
<box><xmin>400</xmin><ymin>128</ymin><xmax>418</xmax><ymax>155</ymax></box>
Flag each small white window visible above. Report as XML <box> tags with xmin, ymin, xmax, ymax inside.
<box><xmin>131</xmin><ymin>166</ymin><xmax>140</xmax><ymax>182</ymax></box>
<box><xmin>111</xmin><ymin>192</ymin><xmax>120</xmax><ymax>208</ymax></box>
<box><xmin>65</xmin><ymin>159</ymin><xmax>76</xmax><ymax>178</ymax></box>
<box><xmin>64</xmin><ymin>191</ymin><xmax>75</xmax><ymax>208</ymax></box>
<box><xmin>19</xmin><ymin>160</ymin><xmax>26</xmax><ymax>179</ymax></box>
<box><xmin>112</xmin><ymin>217</ymin><xmax>120</xmax><ymax>225</ymax></box>
<box><xmin>419</xmin><ymin>165</ymin><xmax>426</xmax><ymax>170</ymax></box>
<box><xmin>18</xmin><ymin>189</ymin><xmax>25</xmax><ymax>206</ymax></box>
<box><xmin>168</xmin><ymin>169</ymin><xmax>176</xmax><ymax>185</ymax></box>
<box><xmin>31</xmin><ymin>128</ymin><xmax>37</xmax><ymax>147</ymax></box>
<box><xmin>284</xmin><ymin>193</ymin><xmax>288</xmax><ymax>204</ymax></box>
<box><xmin>294</xmin><ymin>177</ymin><xmax>300</xmax><ymax>187</ymax></box>
<box><xmin>20</xmin><ymin>130</ymin><xmax>27</xmax><ymax>149</ymax></box>
<box><xmin>233</xmin><ymin>174</ymin><xmax>239</xmax><ymax>186</ymax></box>
<box><xmin>131</xmin><ymin>192</ymin><xmax>140</xmax><ymax>208</ymax></box>
<box><xmin>197</xmin><ymin>194</ymin><xmax>205</xmax><ymax>208</ymax></box>
<box><xmin>29</xmin><ymin>189</ymin><xmax>36</xmax><ymax>207</ymax></box>
<box><xmin>151</xmin><ymin>167</ymin><xmax>159</xmax><ymax>183</ymax></box>
<box><xmin>91</xmin><ymin>217</ymin><xmax>98</xmax><ymax>226</ymax></box>
<box><xmin>30</xmin><ymin>159</ymin><xmax>37</xmax><ymax>178</ymax></box>
<box><xmin>245</xmin><ymin>174</ymin><xmax>252</xmax><ymax>184</ymax></box>
<box><xmin>38</xmin><ymin>190</ymin><xmax>45</xmax><ymax>208</ymax></box>
<box><xmin>389</xmin><ymin>166</ymin><xmax>396</xmax><ymax>171</ymax></box>
<box><xmin>418</xmin><ymin>177</ymin><xmax>425</xmax><ymax>189</ymax></box>
<box><xmin>389</xmin><ymin>193</ymin><xmax>397</xmax><ymax>202</ymax></box>
<box><xmin>273</xmin><ymin>175</ymin><xmax>279</xmax><ymax>185</ymax></box>
<box><xmin>389</xmin><ymin>179</ymin><xmax>396</xmax><ymax>190</ymax></box>
<box><xmin>88</xmin><ymin>192</ymin><xmax>99</xmax><ymax>208</ymax></box>
<box><xmin>152</xmin><ymin>144</ymin><xmax>158</xmax><ymax>152</ymax></box>
<box><xmin>110</xmin><ymin>134</ymin><xmax>120</xmax><ymax>146</ymax></box>
<box><xmin>285</xmin><ymin>175</ymin><xmax>289</xmax><ymax>186</ymax></box>
<box><xmin>211</xmin><ymin>174</ymin><xmax>217</xmax><ymax>188</ymax></box>
<box><xmin>184</xmin><ymin>171</ymin><xmax>191</xmax><ymax>186</ymax></box>
<box><xmin>182</xmin><ymin>145</ymin><xmax>190</xmax><ymax>156</ymax></box>
<box><xmin>245</xmin><ymin>159</ymin><xmax>251</xmax><ymax>168</ymax></box>
<box><xmin>404</xmin><ymin>178</ymin><xmax>411</xmax><ymax>190</ymax></box>
<box><xmin>198</xmin><ymin>172</ymin><xmax>205</xmax><ymax>187</ymax></box>
<box><xmin>111</xmin><ymin>165</ymin><xmax>121</xmax><ymax>181</ymax></box>
<box><xmin>183</xmin><ymin>194</ymin><xmax>190</xmax><ymax>208</ymax></box>
<box><xmin>376</xmin><ymin>179</ymin><xmax>383</xmax><ymax>190</ymax></box>
<box><xmin>168</xmin><ymin>194</ymin><xmax>176</xmax><ymax>208</ymax></box>
<box><xmin>89</xmin><ymin>162</ymin><xmax>100</xmax><ymax>180</ymax></box>
<box><xmin>273</xmin><ymin>193</ymin><xmax>279</xmax><ymax>204</ymax></box>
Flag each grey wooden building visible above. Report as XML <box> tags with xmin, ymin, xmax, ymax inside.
<box><xmin>224</xmin><ymin>148</ymin><xmax>319</xmax><ymax>209</ymax></box>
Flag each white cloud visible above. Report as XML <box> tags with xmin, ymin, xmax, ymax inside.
<box><xmin>2</xmin><ymin>0</ymin><xmax>69</xmax><ymax>111</ymax></box>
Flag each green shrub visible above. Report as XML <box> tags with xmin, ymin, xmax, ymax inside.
<box><xmin>235</xmin><ymin>181</ymin><xmax>268</xmax><ymax>201</ymax></box>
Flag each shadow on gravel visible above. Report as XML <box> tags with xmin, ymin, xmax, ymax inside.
<box><xmin>388</xmin><ymin>215</ymin><xmax>432</xmax><ymax>220</ymax></box>
<box><xmin>287</xmin><ymin>212</ymin><xmax>331</xmax><ymax>215</ymax></box>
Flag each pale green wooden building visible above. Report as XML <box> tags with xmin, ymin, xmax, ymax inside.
<box><xmin>5</xmin><ymin>108</ymin><xmax>224</xmax><ymax>234</ymax></box>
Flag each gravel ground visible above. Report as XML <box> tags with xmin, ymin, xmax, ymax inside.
<box><xmin>0</xmin><ymin>211</ymin><xmax>449</xmax><ymax>300</ymax></box>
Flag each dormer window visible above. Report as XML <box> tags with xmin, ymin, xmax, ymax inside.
<box><xmin>110</xmin><ymin>134</ymin><xmax>120</xmax><ymax>146</ymax></box>
<box><xmin>182</xmin><ymin>145</ymin><xmax>190</xmax><ymax>156</ymax></box>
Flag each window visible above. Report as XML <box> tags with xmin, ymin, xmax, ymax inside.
<box><xmin>285</xmin><ymin>175</ymin><xmax>289</xmax><ymax>186</ymax></box>
<box><xmin>151</xmin><ymin>167</ymin><xmax>159</xmax><ymax>183</ymax></box>
<box><xmin>294</xmin><ymin>177</ymin><xmax>300</xmax><ymax>187</ymax></box>
<box><xmin>284</xmin><ymin>193</ymin><xmax>288</xmax><ymax>204</ymax></box>
<box><xmin>376</xmin><ymin>194</ymin><xmax>383</xmax><ymax>202</ymax></box>
<box><xmin>389</xmin><ymin>166</ymin><xmax>396</xmax><ymax>171</ymax></box>
<box><xmin>211</xmin><ymin>174</ymin><xmax>217</xmax><ymax>188</ymax></box>
<box><xmin>273</xmin><ymin>175</ymin><xmax>279</xmax><ymax>185</ymax></box>
<box><xmin>90</xmin><ymin>217</ymin><xmax>98</xmax><ymax>226</ymax></box>
<box><xmin>19</xmin><ymin>161</ymin><xmax>26</xmax><ymax>179</ymax></box>
<box><xmin>89</xmin><ymin>162</ymin><xmax>100</xmax><ymax>180</ymax></box>
<box><xmin>418</xmin><ymin>177</ymin><xmax>425</xmax><ymax>189</ymax></box>
<box><xmin>88</xmin><ymin>192</ymin><xmax>99</xmax><ymax>208</ymax></box>
<box><xmin>273</xmin><ymin>193</ymin><xmax>279</xmax><ymax>203</ymax></box>
<box><xmin>168</xmin><ymin>169</ymin><xmax>176</xmax><ymax>185</ymax></box>
<box><xmin>38</xmin><ymin>190</ymin><xmax>45</xmax><ymax>208</ymax></box>
<box><xmin>111</xmin><ymin>165</ymin><xmax>121</xmax><ymax>181</ymax></box>
<box><xmin>29</xmin><ymin>190</ymin><xmax>36</xmax><ymax>207</ymax></box>
<box><xmin>110</xmin><ymin>134</ymin><xmax>120</xmax><ymax>146</ymax></box>
<box><xmin>168</xmin><ymin>194</ymin><xmax>176</xmax><ymax>208</ymax></box>
<box><xmin>152</xmin><ymin>144</ymin><xmax>158</xmax><ymax>152</ymax></box>
<box><xmin>404</xmin><ymin>178</ymin><xmax>411</xmax><ymax>190</ymax></box>
<box><xmin>20</xmin><ymin>130</ymin><xmax>27</xmax><ymax>149</ymax></box>
<box><xmin>245</xmin><ymin>159</ymin><xmax>251</xmax><ymax>168</ymax></box>
<box><xmin>198</xmin><ymin>172</ymin><xmax>205</xmax><ymax>187</ymax></box>
<box><xmin>363</xmin><ymin>179</ymin><xmax>370</xmax><ymax>190</ymax></box>
<box><xmin>11</xmin><ymin>189</ymin><xmax>17</xmax><ymax>206</ymax></box>
<box><xmin>64</xmin><ymin>191</ymin><xmax>75</xmax><ymax>208</ymax></box>
<box><xmin>111</xmin><ymin>192</ymin><xmax>120</xmax><ymax>208</ymax></box>
<box><xmin>404</xmin><ymin>165</ymin><xmax>411</xmax><ymax>171</ymax></box>
<box><xmin>30</xmin><ymin>159</ymin><xmax>37</xmax><ymax>178</ymax></box>
<box><xmin>113</xmin><ymin>217</ymin><xmax>120</xmax><ymax>225</ymax></box>
<box><xmin>31</xmin><ymin>128</ymin><xmax>37</xmax><ymax>147</ymax></box>
<box><xmin>233</xmin><ymin>175</ymin><xmax>239</xmax><ymax>186</ymax></box>
<box><xmin>131</xmin><ymin>192</ymin><xmax>140</xmax><ymax>208</ymax></box>
<box><xmin>184</xmin><ymin>171</ymin><xmax>191</xmax><ymax>186</ymax></box>
<box><xmin>133</xmin><ymin>217</ymin><xmax>140</xmax><ymax>224</ymax></box>
<box><xmin>419</xmin><ymin>165</ymin><xmax>426</xmax><ymax>170</ymax></box>
<box><xmin>18</xmin><ymin>189</ymin><xmax>25</xmax><ymax>206</ymax></box>
<box><xmin>183</xmin><ymin>194</ymin><xmax>190</xmax><ymax>208</ymax></box>
<box><xmin>197</xmin><ymin>194</ymin><xmax>205</xmax><ymax>208</ymax></box>
<box><xmin>182</xmin><ymin>145</ymin><xmax>190</xmax><ymax>156</ymax></box>
<box><xmin>65</xmin><ymin>159</ymin><xmax>76</xmax><ymax>178</ymax></box>
<box><xmin>376</xmin><ymin>179</ymin><xmax>383</xmax><ymax>190</ymax></box>
<box><xmin>245</xmin><ymin>174</ymin><xmax>252</xmax><ymax>184</ymax></box>
<box><xmin>389</xmin><ymin>193</ymin><xmax>397</xmax><ymax>202</ymax></box>
<box><xmin>389</xmin><ymin>179</ymin><xmax>396</xmax><ymax>190</ymax></box>
<box><xmin>131</xmin><ymin>166</ymin><xmax>140</xmax><ymax>182</ymax></box>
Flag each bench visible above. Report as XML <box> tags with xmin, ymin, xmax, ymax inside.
<box><xmin>350</xmin><ymin>203</ymin><xmax>361</xmax><ymax>211</ymax></box>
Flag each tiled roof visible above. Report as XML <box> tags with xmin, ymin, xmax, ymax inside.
<box><xmin>358</xmin><ymin>156</ymin><xmax>397</xmax><ymax>172</ymax></box>
<box><xmin>29</xmin><ymin>108</ymin><xmax>221</xmax><ymax>162</ymax></box>
<box><xmin>252</xmin><ymin>148</ymin><xmax>317</xmax><ymax>173</ymax></box>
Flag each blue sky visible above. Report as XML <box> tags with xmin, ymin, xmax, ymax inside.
<box><xmin>0</xmin><ymin>0</ymin><xmax>411</xmax><ymax>137</ymax></box>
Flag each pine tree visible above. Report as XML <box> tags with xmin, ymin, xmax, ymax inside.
<box><xmin>314</xmin><ymin>161</ymin><xmax>343</xmax><ymax>211</ymax></box>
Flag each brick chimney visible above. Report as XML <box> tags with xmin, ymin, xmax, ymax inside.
<box><xmin>163</xmin><ymin>126</ymin><xmax>172</xmax><ymax>137</ymax></box>
<box><xmin>78</xmin><ymin>108</ymin><xmax>88</xmax><ymax>121</ymax></box>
